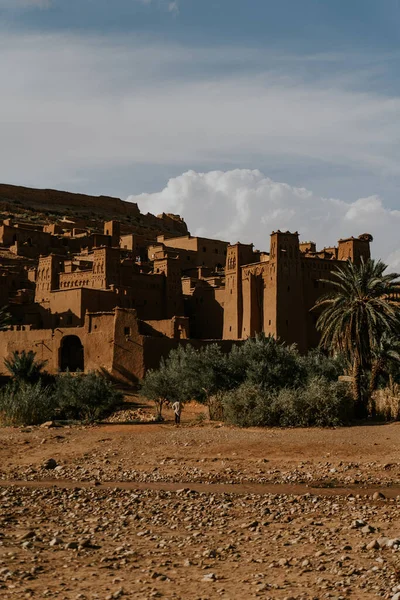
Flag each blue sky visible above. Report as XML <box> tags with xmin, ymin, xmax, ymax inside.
<box><xmin>1</xmin><ymin>0</ymin><xmax>400</xmax><ymax>263</ymax></box>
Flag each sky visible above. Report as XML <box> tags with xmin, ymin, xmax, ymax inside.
<box><xmin>1</xmin><ymin>0</ymin><xmax>400</xmax><ymax>264</ymax></box>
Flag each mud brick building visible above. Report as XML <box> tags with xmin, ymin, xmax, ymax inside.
<box><xmin>223</xmin><ymin>231</ymin><xmax>372</xmax><ymax>352</ymax></box>
<box><xmin>0</xmin><ymin>183</ymin><xmax>373</xmax><ymax>382</ymax></box>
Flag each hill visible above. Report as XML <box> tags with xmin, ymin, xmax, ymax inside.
<box><xmin>0</xmin><ymin>183</ymin><xmax>188</xmax><ymax>237</ymax></box>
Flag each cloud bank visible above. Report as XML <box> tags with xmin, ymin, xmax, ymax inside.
<box><xmin>128</xmin><ymin>169</ymin><xmax>400</xmax><ymax>269</ymax></box>
<box><xmin>1</xmin><ymin>31</ymin><xmax>400</xmax><ymax>188</ymax></box>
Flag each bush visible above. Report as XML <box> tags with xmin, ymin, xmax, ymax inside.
<box><xmin>55</xmin><ymin>372</ymin><xmax>123</xmax><ymax>423</ymax></box>
<box><xmin>222</xmin><ymin>383</ymin><xmax>270</xmax><ymax>427</ymax></box>
<box><xmin>227</xmin><ymin>334</ymin><xmax>307</xmax><ymax>391</ymax></box>
<box><xmin>300</xmin><ymin>349</ymin><xmax>347</xmax><ymax>382</ymax></box>
<box><xmin>270</xmin><ymin>378</ymin><xmax>354</xmax><ymax>427</ymax></box>
<box><xmin>0</xmin><ymin>381</ymin><xmax>56</xmax><ymax>426</ymax></box>
<box><xmin>223</xmin><ymin>377</ymin><xmax>354</xmax><ymax>428</ymax></box>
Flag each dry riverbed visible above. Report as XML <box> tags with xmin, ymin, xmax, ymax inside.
<box><xmin>1</xmin><ymin>404</ymin><xmax>400</xmax><ymax>599</ymax></box>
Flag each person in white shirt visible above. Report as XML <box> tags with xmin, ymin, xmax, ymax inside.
<box><xmin>172</xmin><ymin>401</ymin><xmax>182</xmax><ymax>425</ymax></box>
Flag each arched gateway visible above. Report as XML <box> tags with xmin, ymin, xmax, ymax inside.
<box><xmin>60</xmin><ymin>335</ymin><xmax>84</xmax><ymax>372</ymax></box>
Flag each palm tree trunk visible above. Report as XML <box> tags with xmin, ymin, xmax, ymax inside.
<box><xmin>352</xmin><ymin>356</ymin><xmax>364</xmax><ymax>418</ymax></box>
<box><xmin>369</xmin><ymin>359</ymin><xmax>382</xmax><ymax>418</ymax></box>
<box><xmin>369</xmin><ymin>361</ymin><xmax>381</xmax><ymax>415</ymax></box>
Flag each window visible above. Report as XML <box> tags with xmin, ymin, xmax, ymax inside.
<box><xmin>124</xmin><ymin>327</ymin><xmax>131</xmax><ymax>336</ymax></box>
<box><xmin>203</xmin><ymin>247</ymin><xmax>206</xmax><ymax>252</ymax></box>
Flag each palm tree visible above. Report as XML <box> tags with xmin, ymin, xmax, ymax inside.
<box><xmin>0</xmin><ymin>305</ymin><xmax>11</xmax><ymax>331</ymax></box>
<box><xmin>314</xmin><ymin>258</ymin><xmax>400</xmax><ymax>415</ymax></box>
<box><xmin>369</xmin><ymin>332</ymin><xmax>400</xmax><ymax>397</ymax></box>
<box><xmin>4</xmin><ymin>350</ymin><xmax>47</xmax><ymax>384</ymax></box>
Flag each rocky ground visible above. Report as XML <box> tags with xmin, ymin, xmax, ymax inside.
<box><xmin>1</xmin><ymin>401</ymin><xmax>400</xmax><ymax>599</ymax></box>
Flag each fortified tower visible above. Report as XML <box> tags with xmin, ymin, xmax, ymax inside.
<box><xmin>92</xmin><ymin>247</ymin><xmax>121</xmax><ymax>289</ymax></box>
<box><xmin>337</xmin><ymin>234</ymin><xmax>372</xmax><ymax>265</ymax></box>
<box><xmin>104</xmin><ymin>220</ymin><xmax>121</xmax><ymax>247</ymax></box>
<box><xmin>154</xmin><ymin>255</ymin><xmax>184</xmax><ymax>318</ymax></box>
<box><xmin>264</xmin><ymin>231</ymin><xmax>307</xmax><ymax>352</ymax></box>
<box><xmin>35</xmin><ymin>255</ymin><xmax>63</xmax><ymax>303</ymax></box>
<box><xmin>223</xmin><ymin>243</ymin><xmax>257</xmax><ymax>339</ymax></box>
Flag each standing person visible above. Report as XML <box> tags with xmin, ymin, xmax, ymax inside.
<box><xmin>172</xmin><ymin>400</ymin><xmax>182</xmax><ymax>425</ymax></box>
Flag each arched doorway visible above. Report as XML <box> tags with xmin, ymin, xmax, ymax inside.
<box><xmin>60</xmin><ymin>335</ymin><xmax>84</xmax><ymax>372</ymax></box>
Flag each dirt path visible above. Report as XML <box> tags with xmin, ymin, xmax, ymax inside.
<box><xmin>0</xmin><ymin>477</ymin><xmax>398</xmax><ymax>498</ymax></box>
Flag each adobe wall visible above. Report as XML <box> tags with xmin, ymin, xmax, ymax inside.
<box><xmin>110</xmin><ymin>309</ymin><xmax>146</xmax><ymax>383</ymax></box>
<box><xmin>241</xmin><ymin>263</ymin><xmax>267</xmax><ymax>339</ymax></box>
<box><xmin>300</xmin><ymin>257</ymin><xmax>343</xmax><ymax>349</ymax></box>
<box><xmin>0</xmin><ymin>224</ymin><xmax>52</xmax><ymax>251</ymax></box>
<box><xmin>223</xmin><ymin>243</ymin><xmax>259</xmax><ymax>339</ymax></box>
<box><xmin>158</xmin><ymin>235</ymin><xmax>228</xmax><ymax>270</ymax></box>
<box><xmin>141</xmin><ymin>317</ymin><xmax>189</xmax><ymax>339</ymax></box>
<box><xmin>46</xmin><ymin>288</ymin><xmax>121</xmax><ymax>328</ymax></box>
<box><xmin>0</xmin><ymin>327</ymin><xmax>55</xmax><ymax>375</ymax></box>
<box><xmin>185</xmin><ymin>283</ymin><xmax>225</xmax><ymax>340</ymax></box>
<box><xmin>337</xmin><ymin>237</ymin><xmax>371</xmax><ymax>264</ymax></box>
<box><xmin>0</xmin><ymin>310</ymin><xmax>140</xmax><ymax>382</ymax></box>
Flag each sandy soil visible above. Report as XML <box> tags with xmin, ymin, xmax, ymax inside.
<box><xmin>1</xmin><ymin>401</ymin><xmax>400</xmax><ymax>599</ymax></box>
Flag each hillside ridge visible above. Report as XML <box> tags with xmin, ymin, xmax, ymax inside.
<box><xmin>0</xmin><ymin>182</ymin><xmax>188</xmax><ymax>236</ymax></box>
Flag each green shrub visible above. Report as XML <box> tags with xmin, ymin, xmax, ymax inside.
<box><xmin>222</xmin><ymin>383</ymin><xmax>270</xmax><ymax>427</ymax></box>
<box><xmin>227</xmin><ymin>334</ymin><xmax>307</xmax><ymax>391</ymax></box>
<box><xmin>55</xmin><ymin>372</ymin><xmax>123</xmax><ymax>423</ymax></box>
<box><xmin>270</xmin><ymin>378</ymin><xmax>354</xmax><ymax>427</ymax></box>
<box><xmin>0</xmin><ymin>381</ymin><xmax>56</xmax><ymax>426</ymax></box>
<box><xmin>299</xmin><ymin>349</ymin><xmax>347</xmax><ymax>382</ymax></box>
<box><xmin>223</xmin><ymin>377</ymin><xmax>354</xmax><ymax>428</ymax></box>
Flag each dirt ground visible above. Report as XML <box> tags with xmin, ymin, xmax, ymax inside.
<box><xmin>1</xmin><ymin>399</ymin><xmax>400</xmax><ymax>600</ymax></box>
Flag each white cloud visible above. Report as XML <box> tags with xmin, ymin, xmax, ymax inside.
<box><xmin>128</xmin><ymin>169</ymin><xmax>400</xmax><ymax>269</ymax></box>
